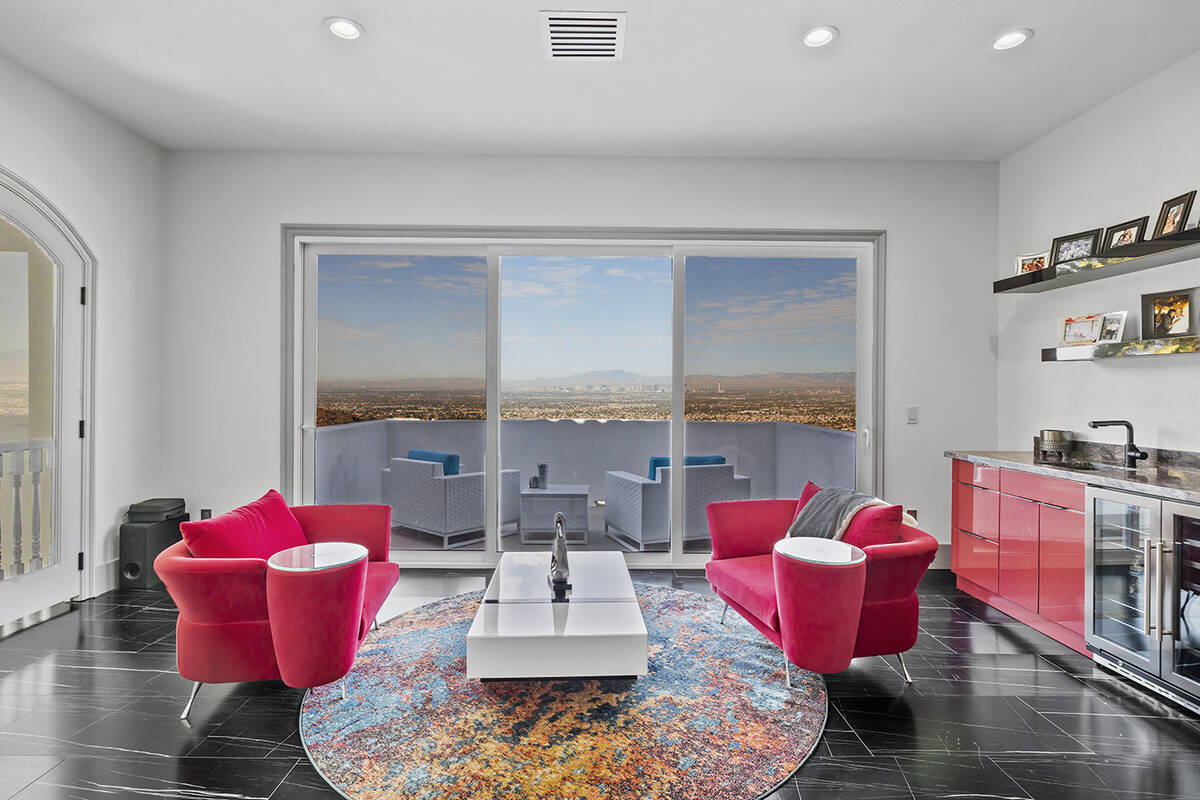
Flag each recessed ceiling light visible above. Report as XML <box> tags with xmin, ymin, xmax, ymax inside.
<box><xmin>802</xmin><ymin>25</ymin><xmax>839</xmax><ymax>48</ymax></box>
<box><xmin>325</xmin><ymin>16</ymin><xmax>364</xmax><ymax>40</ymax></box>
<box><xmin>992</xmin><ymin>28</ymin><xmax>1033</xmax><ymax>51</ymax></box>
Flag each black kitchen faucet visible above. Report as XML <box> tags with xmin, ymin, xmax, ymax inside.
<box><xmin>1088</xmin><ymin>420</ymin><xmax>1149</xmax><ymax>469</ymax></box>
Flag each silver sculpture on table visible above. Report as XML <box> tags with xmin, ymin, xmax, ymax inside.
<box><xmin>549</xmin><ymin>512</ymin><xmax>571</xmax><ymax>601</ymax></box>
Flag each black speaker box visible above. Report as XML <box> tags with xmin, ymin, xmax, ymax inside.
<box><xmin>119</xmin><ymin>514</ymin><xmax>188</xmax><ymax>589</ymax></box>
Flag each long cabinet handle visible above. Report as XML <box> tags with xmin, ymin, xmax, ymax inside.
<box><xmin>1159</xmin><ymin>542</ymin><xmax>1173</xmax><ymax>641</ymax></box>
<box><xmin>1144</xmin><ymin>539</ymin><xmax>1157</xmax><ymax>637</ymax></box>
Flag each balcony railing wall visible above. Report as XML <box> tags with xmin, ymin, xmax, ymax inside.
<box><xmin>0</xmin><ymin>438</ymin><xmax>53</xmax><ymax>580</ymax></box>
<box><xmin>316</xmin><ymin>419</ymin><xmax>854</xmax><ymax>510</ymax></box>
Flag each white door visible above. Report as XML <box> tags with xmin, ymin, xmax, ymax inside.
<box><xmin>0</xmin><ymin>168</ymin><xmax>90</xmax><ymax>626</ymax></box>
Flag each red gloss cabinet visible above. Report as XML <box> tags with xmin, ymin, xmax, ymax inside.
<box><xmin>1037</xmin><ymin>504</ymin><xmax>1085</xmax><ymax>634</ymax></box>
<box><xmin>953</xmin><ymin>528</ymin><xmax>999</xmax><ymax>593</ymax></box>
<box><xmin>952</xmin><ymin>482</ymin><xmax>999</xmax><ymax>541</ymax></box>
<box><xmin>998</xmin><ymin>494</ymin><xmax>1039</xmax><ymax>611</ymax></box>
<box><xmin>950</xmin><ymin>458</ymin><xmax>1088</xmax><ymax>656</ymax></box>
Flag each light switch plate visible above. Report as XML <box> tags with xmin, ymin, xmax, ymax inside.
<box><xmin>906</xmin><ymin>406</ymin><xmax>919</xmax><ymax>425</ymax></box>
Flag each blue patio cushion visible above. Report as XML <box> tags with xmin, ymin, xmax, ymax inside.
<box><xmin>648</xmin><ymin>455</ymin><xmax>726</xmax><ymax>480</ymax></box>
<box><xmin>407</xmin><ymin>449</ymin><xmax>460</xmax><ymax>477</ymax></box>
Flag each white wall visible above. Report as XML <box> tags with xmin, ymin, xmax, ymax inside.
<box><xmin>0</xmin><ymin>54</ymin><xmax>165</xmax><ymax>594</ymax></box>
<box><xmin>162</xmin><ymin>152</ymin><xmax>998</xmax><ymax>551</ymax></box>
<box><xmin>998</xmin><ymin>51</ymin><xmax>1200</xmax><ymax>453</ymax></box>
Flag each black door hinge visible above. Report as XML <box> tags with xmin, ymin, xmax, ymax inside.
<box><xmin>80</xmin><ymin>286</ymin><xmax>87</xmax><ymax>305</ymax></box>
<box><xmin>78</xmin><ymin>420</ymin><xmax>85</xmax><ymax>438</ymax></box>
<box><xmin>77</xmin><ymin>552</ymin><xmax>84</xmax><ymax>571</ymax></box>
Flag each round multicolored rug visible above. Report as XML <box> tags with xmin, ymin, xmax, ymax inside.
<box><xmin>300</xmin><ymin>584</ymin><xmax>826</xmax><ymax>800</ymax></box>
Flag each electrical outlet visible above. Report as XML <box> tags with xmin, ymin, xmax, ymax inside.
<box><xmin>200</xmin><ymin>508</ymin><xmax>212</xmax><ymax>520</ymax></box>
<box><xmin>906</xmin><ymin>508</ymin><xmax>918</xmax><ymax>521</ymax></box>
<box><xmin>906</xmin><ymin>406</ymin><xmax>919</xmax><ymax>425</ymax></box>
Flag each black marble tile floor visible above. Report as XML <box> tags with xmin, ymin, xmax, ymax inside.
<box><xmin>1</xmin><ymin>569</ymin><xmax>1198</xmax><ymax>798</ymax></box>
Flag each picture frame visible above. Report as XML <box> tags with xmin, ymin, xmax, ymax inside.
<box><xmin>1097</xmin><ymin>310</ymin><xmax>1127</xmax><ymax>343</ymax></box>
<box><xmin>1014</xmin><ymin>251</ymin><xmax>1049</xmax><ymax>275</ymax></box>
<box><xmin>1050</xmin><ymin>229</ymin><xmax>1103</xmax><ymax>265</ymax></box>
<box><xmin>1058</xmin><ymin>313</ymin><xmax>1104</xmax><ymax>346</ymax></box>
<box><xmin>1102</xmin><ymin>216</ymin><xmax>1149</xmax><ymax>253</ymax></box>
<box><xmin>1141</xmin><ymin>289</ymin><xmax>1195</xmax><ymax>339</ymax></box>
<box><xmin>1153</xmin><ymin>190</ymin><xmax>1196</xmax><ymax>239</ymax></box>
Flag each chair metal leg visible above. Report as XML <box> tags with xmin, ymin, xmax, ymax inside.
<box><xmin>784</xmin><ymin>654</ymin><xmax>793</xmax><ymax>689</ymax></box>
<box><xmin>720</xmin><ymin>603</ymin><xmax>729</xmax><ymax>625</ymax></box>
<box><xmin>372</xmin><ymin>617</ymin><xmax>379</xmax><ymax>631</ymax></box>
<box><xmin>895</xmin><ymin>652</ymin><xmax>912</xmax><ymax>684</ymax></box>
<box><xmin>180</xmin><ymin>681</ymin><xmax>202</xmax><ymax>720</ymax></box>
<box><xmin>341</xmin><ymin>678</ymin><xmax>347</xmax><ymax>700</ymax></box>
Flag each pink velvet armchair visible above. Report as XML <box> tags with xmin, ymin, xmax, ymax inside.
<box><xmin>705</xmin><ymin>495</ymin><xmax>937</xmax><ymax>683</ymax></box>
<box><xmin>155</xmin><ymin>492</ymin><xmax>399</xmax><ymax>718</ymax></box>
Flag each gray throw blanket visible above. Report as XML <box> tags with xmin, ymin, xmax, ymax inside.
<box><xmin>787</xmin><ymin>487</ymin><xmax>883</xmax><ymax>540</ymax></box>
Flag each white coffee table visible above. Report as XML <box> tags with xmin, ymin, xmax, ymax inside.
<box><xmin>519</xmin><ymin>484</ymin><xmax>589</xmax><ymax>544</ymax></box>
<box><xmin>465</xmin><ymin>551</ymin><xmax>648</xmax><ymax>679</ymax></box>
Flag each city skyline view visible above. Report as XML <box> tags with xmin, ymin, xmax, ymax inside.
<box><xmin>317</xmin><ymin>253</ymin><xmax>857</xmax><ymax>430</ymax></box>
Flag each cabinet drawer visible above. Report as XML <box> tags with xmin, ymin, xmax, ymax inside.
<box><xmin>1000</xmin><ymin>469</ymin><xmax>1085</xmax><ymax>511</ymax></box>
<box><xmin>954</xmin><ymin>528</ymin><xmax>999</xmax><ymax>593</ymax></box>
<box><xmin>1038</xmin><ymin>504</ymin><xmax>1085</xmax><ymax>635</ymax></box>
<box><xmin>953</xmin><ymin>459</ymin><xmax>1001</xmax><ymax>490</ymax></box>
<box><xmin>952</xmin><ymin>481</ymin><xmax>999</xmax><ymax>541</ymax></box>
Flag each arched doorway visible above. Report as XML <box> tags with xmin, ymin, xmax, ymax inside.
<box><xmin>0</xmin><ymin>166</ymin><xmax>93</xmax><ymax>626</ymax></box>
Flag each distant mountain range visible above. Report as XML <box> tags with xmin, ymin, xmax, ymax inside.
<box><xmin>320</xmin><ymin>369</ymin><xmax>854</xmax><ymax>391</ymax></box>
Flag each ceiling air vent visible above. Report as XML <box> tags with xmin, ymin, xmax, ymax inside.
<box><xmin>540</xmin><ymin>11</ymin><xmax>627</xmax><ymax>61</ymax></box>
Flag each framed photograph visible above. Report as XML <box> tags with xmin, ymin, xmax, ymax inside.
<box><xmin>1050</xmin><ymin>229</ymin><xmax>1103</xmax><ymax>265</ymax></box>
<box><xmin>1097</xmin><ymin>310</ymin><xmax>1127</xmax><ymax>343</ymax></box>
<box><xmin>1142</xmin><ymin>291</ymin><xmax>1193</xmax><ymax>338</ymax></box>
<box><xmin>1014</xmin><ymin>251</ymin><xmax>1049</xmax><ymax>274</ymax></box>
<box><xmin>1059</xmin><ymin>313</ymin><xmax>1104</xmax><ymax>346</ymax></box>
<box><xmin>1102</xmin><ymin>217</ymin><xmax>1148</xmax><ymax>252</ymax></box>
<box><xmin>1153</xmin><ymin>191</ymin><xmax>1196</xmax><ymax>238</ymax></box>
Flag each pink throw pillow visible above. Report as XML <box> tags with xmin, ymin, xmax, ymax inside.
<box><xmin>180</xmin><ymin>489</ymin><xmax>308</xmax><ymax>560</ymax></box>
<box><xmin>797</xmin><ymin>480</ymin><xmax>822</xmax><ymax>511</ymax></box>
<box><xmin>842</xmin><ymin>503</ymin><xmax>904</xmax><ymax>549</ymax></box>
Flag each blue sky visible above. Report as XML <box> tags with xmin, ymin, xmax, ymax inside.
<box><xmin>317</xmin><ymin>253</ymin><xmax>857</xmax><ymax>382</ymax></box>
<box><xmin>685</xmin><ymin>257</ymin><xmax>857</xmax><ymax>375</ymax></box>
<box><xmin>318</xmin><ymin>254</ymin><xmax>485</xmax><ymax>382</ymax></box>
<box><xmin>501</xmin><ymin>256</ymin><xmax>672</xmax><ymax>380</ymax></box>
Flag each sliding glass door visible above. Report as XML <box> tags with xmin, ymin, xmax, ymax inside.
<box><xmin>498</xmin><ymin>253</ymin><xmax>672</xmax><ymax>553</ymax></box>
<box><xmin>681</xmin><ymin>252</ymin><xmax>864</xmax><ymax>553</ymax></box>
<box><xmin>308</xmin><ymin>247</ymin><xmax>488</xmax><ymax>553</ymax></box>
<box><xmin>293</xmin><ymin>233</ymin><xmax>877</xmax><ymax>566</ymax></box>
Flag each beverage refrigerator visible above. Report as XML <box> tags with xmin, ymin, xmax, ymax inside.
<box><xmin>1085</xmin><ymin>486</ymin><xmax>1200</xmax><ymax>711</ymax></box>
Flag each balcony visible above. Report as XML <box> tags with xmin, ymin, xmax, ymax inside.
<box><xmin>316</xmin><ymin>419</ymin><xmax>854</xmax><ymax>552</ymax></box>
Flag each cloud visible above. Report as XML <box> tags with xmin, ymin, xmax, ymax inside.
<box><xmin>505</xmin><ymin>334</ymin><xmax>554</xmax><ymax>343</ymax></box>
<box><xmin>448</xmin><ymin>330</ymin><xmax>484</xmax><ymax>347</ymax></box>
<box><xmin>413</xmin><ymin>273</ymin><xmax>485</xmax><ymax>296</ymax></box>
<box><xmin>339</xmin><ymin>257</ymin><xmax>416</xmax><ymax>270</ymax></box>
<box><xmin>320</xmin><ymin>274</ymin><xmax>398</xmax><ymax>285</ymax></box>
<box><xmin>317</xmin><ymin>317</ymin><xmax>388</xmax><ymax>346</ymax></box>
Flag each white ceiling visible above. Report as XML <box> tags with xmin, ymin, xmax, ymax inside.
<box><xmin>2</xmin><ymin>0</ymin><xmax>1200</xmax><ymax>160</ymax></box>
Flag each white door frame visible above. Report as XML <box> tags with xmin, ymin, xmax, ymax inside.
<box><xmin>0</xmin><ymin>165</ymin><xmax>94</xmax><ymax>623</ymax></box>
<box><xmin>283</xmin><ymin>226</ymin><xmax>884</xmax><ymax>569</ymax></box>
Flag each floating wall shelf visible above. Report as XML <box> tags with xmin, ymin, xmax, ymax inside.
<box><xmin>1041</xmin><ymin>336</ymin><xmax>1200</xmax><ymax>362</ymax></box>
<box><xmin>996</xmin><ymin>228</ymin><xmax>1200</xmax><ymax>295</ymax></box>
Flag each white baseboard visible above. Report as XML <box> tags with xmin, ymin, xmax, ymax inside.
<box><xmin>88</xmin><ymin>559</ymin><xmax>119</xmax><ymax>599</ymax></box>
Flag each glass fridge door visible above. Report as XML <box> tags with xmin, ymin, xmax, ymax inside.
<box><xmin>1085</xmin><ymin>487</ymin><xmax>1161</xmax><ymax>673</ymax></box>
<box><xmin>1163</xmin><ymin>501</ymin><xmax>1200</xmax><ymax>697</ymax></box>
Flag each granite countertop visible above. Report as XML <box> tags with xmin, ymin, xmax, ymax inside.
<box><xmin>945</xmin><ymin>450</ymin><xmax>1200</xmax><ymax>505</ymax></box>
